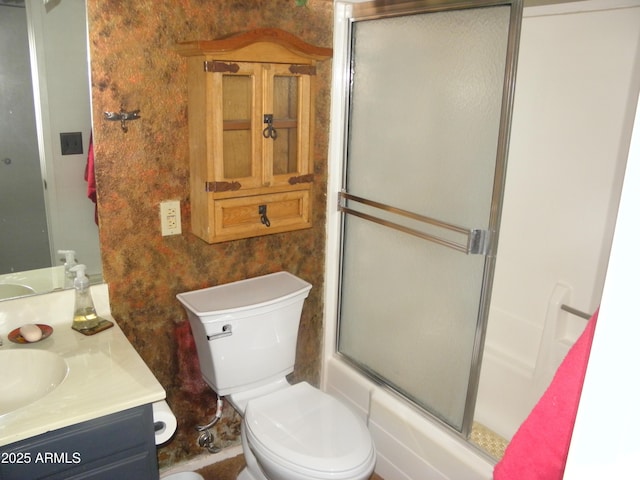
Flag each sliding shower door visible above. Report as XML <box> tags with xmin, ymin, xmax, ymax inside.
<box><xmin>337</xmin><ymin>1</ymin><xmax>521</xmax><ymax>434</ymax></box>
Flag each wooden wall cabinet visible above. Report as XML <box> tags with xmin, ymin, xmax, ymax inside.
<box><xmin>177</xmin><ymin>29</ymin><xmax>332</xmax><ymax>243</ymax></box>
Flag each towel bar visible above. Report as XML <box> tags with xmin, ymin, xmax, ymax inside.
<box><xmin>561</xmin><ymin>304</ymin><xmax>592</xmax><ymax>320</ymax></box>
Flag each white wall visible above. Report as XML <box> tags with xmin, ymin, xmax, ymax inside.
<box><xmin>476</xmin><ymin>0</ymin><xmax>640</xmax><ymax>441</ymax></box>
<box><xmin>27</xmin><ymin>0</ymin><xmax>101</xmax><ymax>277</ymax></box>
<box><xmin>564</xmin><ymin>76</ymin><xmax>640</xmax><ymax>480</ymax></box>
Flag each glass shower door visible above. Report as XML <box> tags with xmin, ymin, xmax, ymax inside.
<box><xmin>0</xmin><ymin>4</ymin><xmax>51</xmax><ymax>274</ymax></box>
<box><xmin>337</xmin><ymin>1</ymin><xmax>521</xmax><ymax>434</ymax></box>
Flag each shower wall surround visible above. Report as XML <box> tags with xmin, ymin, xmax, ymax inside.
<box><xmin>85</xmin><ymin>0</ymin><xmax>332</xmax><ymax>468</ymax></box>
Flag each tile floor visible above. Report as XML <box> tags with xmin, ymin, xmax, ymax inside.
<box><xmin>195</xmin><ymin>454</ymin><xmax>383</xmax><ymax>480</ymax></box>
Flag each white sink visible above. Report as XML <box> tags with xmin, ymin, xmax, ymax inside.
<box><xmin>0</xmin><ymin>350</ymin><xmax>68</xmax><ymax>416</ymax></box>
<box><xmin>0</xmin><ymin>284</ymin><xmax>36</xmax><ymax>300</ymax></box>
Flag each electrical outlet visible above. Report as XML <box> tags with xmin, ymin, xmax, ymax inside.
<box><xmin>160</xmin><ymin>200</ymin><xmax>182</xmax><ymax>236</ymax></box>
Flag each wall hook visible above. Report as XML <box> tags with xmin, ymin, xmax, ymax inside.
<box><xmin>104</xmin><ymin>106</ymin><xmax>141</xmax><ymax>133</ymax></box>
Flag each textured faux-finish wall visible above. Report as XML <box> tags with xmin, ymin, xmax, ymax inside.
<box><xmin>85</xmin><ymin>0</ymin><xmax>332</xmax><ymax>468</ymax></box>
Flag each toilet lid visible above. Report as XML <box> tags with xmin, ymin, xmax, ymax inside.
<box><xmin>245</xmin><ymin>382</ymin><xmax>374</xmax><ymax>477</ymax></box>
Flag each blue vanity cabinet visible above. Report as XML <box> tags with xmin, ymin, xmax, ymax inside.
<box><xmin>0</xmin><ymin>404</ymin><xmax>158</xmax><ymax>479</ymax></box>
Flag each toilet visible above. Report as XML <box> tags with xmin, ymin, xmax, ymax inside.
<box><xmin>162</xmin><ymin>473</ymin><xmax>204</xmax><ymax>480</ymax></box>
<box><xmin>177</xmin><ymin>272</ymin><xmax>376</xmax><ymax>480</ymax></box>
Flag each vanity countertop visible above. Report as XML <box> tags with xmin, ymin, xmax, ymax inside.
<box><xmin>0</xmin><ymin>284</ymin><xmax>166</xmax><ymax>447</ymax></box>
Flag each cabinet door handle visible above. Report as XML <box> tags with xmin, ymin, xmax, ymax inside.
<box><xmin>259</xmin><ymin>205</ymin><xmax>271</xmax><ymax>227</ymax></box>
<box><xmin>262</xmin><ymin>114</ymin><xmax>277</xmax><ymax>139</ymax></box>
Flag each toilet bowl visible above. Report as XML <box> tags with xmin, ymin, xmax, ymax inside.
<box><xmin>177</xmin><ymin>272</ymin><xmax>376</xmax><ymax>480</ymax></box>
<box><xmin>240</xmin><ymin>382</ymin><xmax>375</xmax><ymax>480</ymax></box>
<box><xmin>161</xmin><ymin>472</ymin><xmax>204</xmax><ymax>480</ymax></box>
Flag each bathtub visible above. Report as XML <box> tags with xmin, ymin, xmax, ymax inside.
<box><xmin>324</xmin><ymin>357</ymin><xmax>495</xmax><ymax>480</ymax></box>
<box><xmin>321</xmin><ymin>282</ymin><xmax>590</xmax><ymax>480</ymax></box>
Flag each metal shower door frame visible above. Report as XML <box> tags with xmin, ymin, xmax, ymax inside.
<box><xmin>335</xmin><ymin>0</ymin><xmax>522</xmax><ymax>437</ymax></box>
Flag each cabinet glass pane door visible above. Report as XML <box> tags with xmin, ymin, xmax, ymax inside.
<box><xmin>272</xmin><ymin>74</ymin><xmax>299</xmax><ymax>175</ymax></box>
<box><xmin>222</xmin><ymin>74</ymin><xmax>253</xmax><ymax>179</ymax></box>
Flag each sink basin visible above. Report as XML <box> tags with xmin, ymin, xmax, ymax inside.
<box><xmin>0</xmin><ymin>350</ymin><xmax>68</xmax><ymax>415</ymax></box>
<box><xmin>0</xmin><ymin>284</ymin><xmax>36</xmax><ymax>300</ymax></box>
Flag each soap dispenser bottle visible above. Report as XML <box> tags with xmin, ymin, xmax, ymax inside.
<box><xmin>71</xmin><ymin>264</ymin><xmax>99</xmax><ymax>331</ymax></box>
<box><xmin>58</xmin><ymin>250</ymin><xmax>77</xmax><ymax>287</ymax></box>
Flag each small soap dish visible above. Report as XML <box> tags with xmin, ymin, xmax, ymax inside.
<box><xmin>8</xmin><ymin>324</ymin><xmax>53</xmax><ymax>344</ymax></box>
<box><xmin>72</xmin><ymin>318</ymin><xmax>114</xmax><ymax>336</ymax></box>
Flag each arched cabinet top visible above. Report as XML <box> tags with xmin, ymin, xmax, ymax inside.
<box><xmin>177</xmin><ymin>28</ymin><xmax>333</xmax><ymax>64</ymax></box>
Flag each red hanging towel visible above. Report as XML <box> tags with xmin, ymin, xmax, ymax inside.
<box><xmin>493</xmin><ymin>309</ymin><xmax>599</xmax><ymax>480</ymax></box>
<box><xmin>84</xmin><ymin>132</ymin><xmax>98</xmax><ymax>225</ymax></box>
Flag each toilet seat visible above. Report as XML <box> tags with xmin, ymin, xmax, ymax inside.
<box><xmin>244</xmin><ymin>382</ymin><xmax>375</xmax><ymax>480</ymax></box>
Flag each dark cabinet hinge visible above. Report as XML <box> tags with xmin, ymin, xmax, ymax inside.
<box><xmin>288</xmin><ymin>174</ymin><xmax>314</xmax><ymax>185</ymax></box>
<box><xmin>205</xmin><ymin>181</ymin><xmax>241</xmax><ymax>192</ymax></box>
<box><xmin>289</xmin><ymin>65</ymin><xmax>316</xmax><ymax>76</ymax></box>
<box><xmin>204</xmin><ymin>61</ymin><xmax>240</xmax><ymax>73</ymax></box>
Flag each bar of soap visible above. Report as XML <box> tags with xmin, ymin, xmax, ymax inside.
<box><xmin>20</xmin><ymin>324</ymin><xmax>43</xmax><ymax>342</ymax></box>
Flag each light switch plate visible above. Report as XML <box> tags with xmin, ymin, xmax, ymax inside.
<box><xmin>60</xmin><ymin>132</ymin><xmax>83</xmax><ymax>155</ymax></box>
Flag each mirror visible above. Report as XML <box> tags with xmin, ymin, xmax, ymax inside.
<box><xmin>0</xmin><ymin>0</ymin><xmax>101</xmax><ymax>300</ymax></box>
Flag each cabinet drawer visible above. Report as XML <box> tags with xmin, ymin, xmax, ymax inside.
<box><xmin>213</xmin><ymin>189</ymin><xmax>311</xmax><ymax>242</ymax></box>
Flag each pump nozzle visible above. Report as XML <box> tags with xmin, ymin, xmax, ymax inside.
<box><xmin>58</xmin><ymin>249</ymin><xmax>76</xmax><ymax>262</ymax></box>
<box><xmin>70</xmin><ymin>264</ymin><xmax>89</xmax><ymax>290</ymax></box>
<box><xmin>58</xmin><ymin>250</ymin><xmax>77</xmax><ymax>277</ymax></box>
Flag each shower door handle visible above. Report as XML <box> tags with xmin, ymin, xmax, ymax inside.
<box><xmin>339</xmin><ymin>192</ymin><xmax>492</xmax><ymax>255</ymax></box>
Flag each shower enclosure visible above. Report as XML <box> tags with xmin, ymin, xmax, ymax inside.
<box><xmin>0</xmin><ymin>1</ymin><xmax>51</xmax><ymax>273</ymax></box>
<box><xmin>334</xmin><ymin>0</ymin><xmax>521</xmax><ymax>437</ymax></box>
<box><xmin>0</xmin><ymin>0</ymin><xmax>101</xmax><ymax>279</ymax></box>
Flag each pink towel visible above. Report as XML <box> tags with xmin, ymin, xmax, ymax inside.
<box><xmin>493</xmin><ymin>309</ymin><xmax>599</xmax><ymax>480</ymax></box>
<box><xmin>84</xmin><ymin>132</ymin><xmax>98</xmax><ymax>225</ymax></box>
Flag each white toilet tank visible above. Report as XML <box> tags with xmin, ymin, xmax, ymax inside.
<box><xmin>176</xmin><ymin>272</ymin><xmax>312</xmax><ymax>396</ymax></box>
